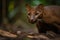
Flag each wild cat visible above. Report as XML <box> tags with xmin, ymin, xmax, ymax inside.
<box><xmin>26</xmin><ymin>4</ymin><xmax>60</xmax><ymax>34</ymax></box>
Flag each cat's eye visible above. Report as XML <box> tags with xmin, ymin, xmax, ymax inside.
<box><xmin>35</xmin><ymin>11</ymin><xmax>40</xmax><ymax>15</ymax></box>
<box><xmin>28</xmin><ymin>13</ymin><xmax>30</xmax><ymax>15</ymax></box>
<box><xmin>35</xmin><ymin>13</ymin><xmax>38</xmax><ymax>15</ymax></box>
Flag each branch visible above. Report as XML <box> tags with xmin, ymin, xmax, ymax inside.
<box><xmin>0</xmin><ymin>29</ymin><xmax>17</xmax><ymax>38</ymax></box>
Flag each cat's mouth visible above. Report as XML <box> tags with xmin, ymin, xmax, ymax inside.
<box><xmin>29</xmin><ymin>20</ymin><xmax>37</xmax><ymax>24</ymax></box>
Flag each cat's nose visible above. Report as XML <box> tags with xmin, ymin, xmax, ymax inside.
<box><xmin>30</xmin><ymin>17</ymin><xmax>34</xmax><ymax>20</ymax></box>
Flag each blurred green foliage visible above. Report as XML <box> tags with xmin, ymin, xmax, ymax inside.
<box><xmin>8</xmin><ymin>1</ymin><xmax>14</xmax><ymax>12</ymax></box>
<box><xmin>8</xmin><ymin>0</ymin><xmax>60</xmax><ymax>19</ymax></box>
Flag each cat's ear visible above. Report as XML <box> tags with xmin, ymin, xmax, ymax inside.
<box><xmin>37</xmin><ymin>4</ymin><xmax>44</xmax><ymax>10</ymax></box>
<box><xmin>25</xmin><ymin>4</ymin><xmax>32</xmax><ymax>11</ymax></box>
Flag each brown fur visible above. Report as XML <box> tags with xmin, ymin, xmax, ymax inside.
<box><xmin>42</xmin><ymin>6</ymin><xmax>60</xmax><ymax>24</ymax></box>
<box><xmin>39</xmin><ymin>6</ymin><xmax>60</xmax><ymax>29</ymax></box>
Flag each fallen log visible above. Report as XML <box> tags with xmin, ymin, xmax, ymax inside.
<box><xmin>0</xmin><ymin>29</ymin><xmax>17</xmax><ymax>38</ymax></box>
